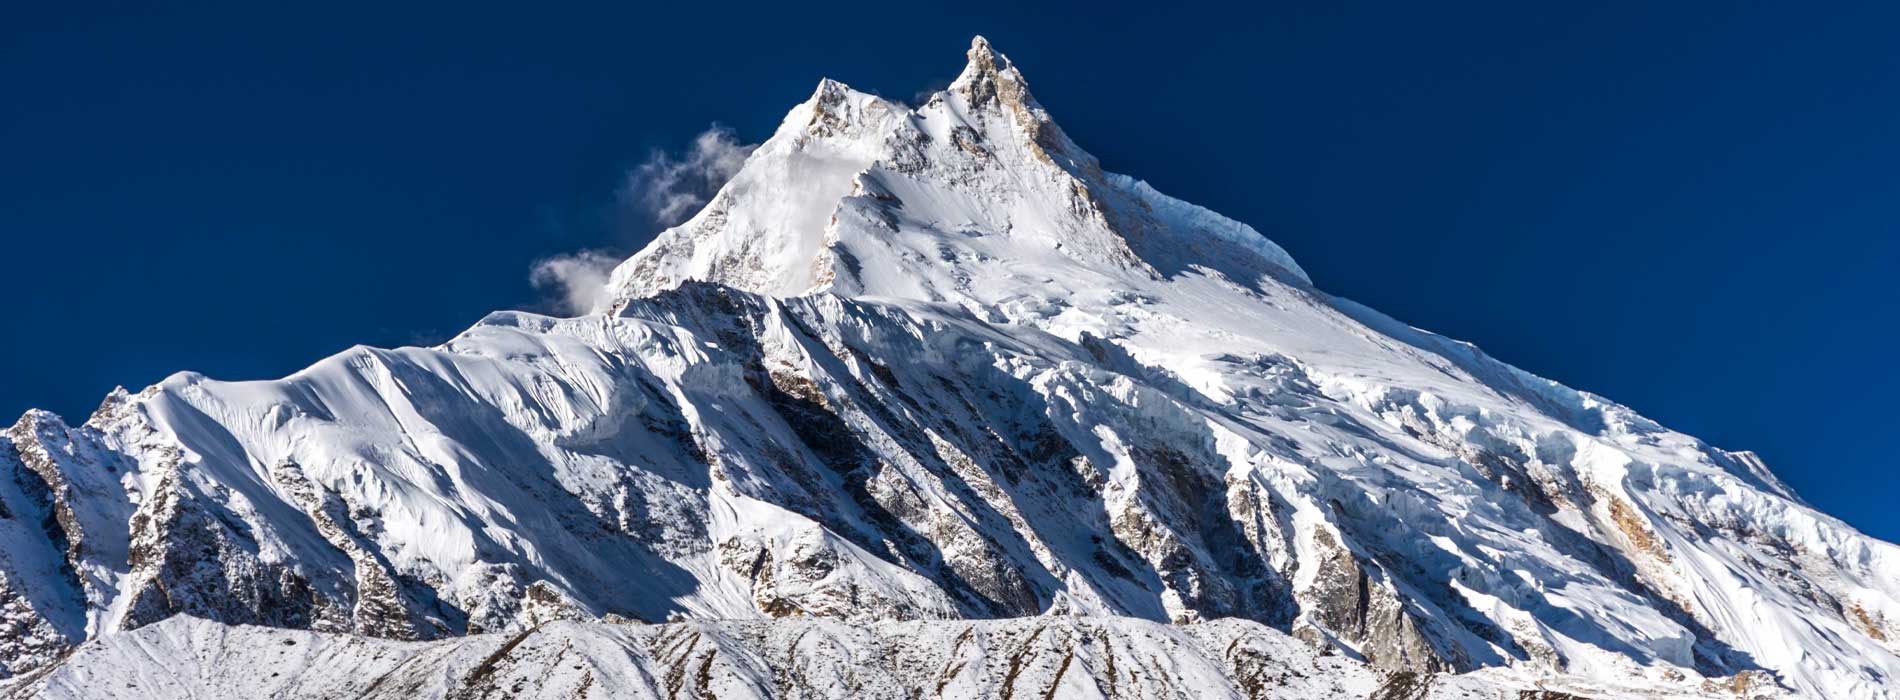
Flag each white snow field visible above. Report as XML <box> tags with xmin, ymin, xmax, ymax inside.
<box><xmin>2</xmin><ymin>37</ymin><xmax>1894</xmax><ymax>699</ymax></box>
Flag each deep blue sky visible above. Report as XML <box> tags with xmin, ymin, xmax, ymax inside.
<box><xmin>5</xmin><ymin>3</ymin><xmax>1897</xmax><ymax>540</ymax></box>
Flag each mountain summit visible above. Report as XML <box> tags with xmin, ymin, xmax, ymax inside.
<box><xmin>605</xmin><ymin>35</ymin><xmax>1306</xmax><ymax>310</ymax></box>
<box><xmin>3</xmin><ymin>38</ymin><xmax>1896</xmax><ymax>699</ymax></box>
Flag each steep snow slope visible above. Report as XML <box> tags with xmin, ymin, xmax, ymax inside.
<box><xmin>2</xmin><ymin>36</ymin><xmax>1896</xmax><ymax>698</ymax></box>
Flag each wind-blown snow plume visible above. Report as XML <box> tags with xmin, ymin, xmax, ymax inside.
<box><xmin>527</xmin><ymin>126</ymin><xmax>757</xmax><ymax>316</ymax></box>
<box><xmin>623</xmin><ymin>124</ymin><xmax>756</xmax><ymax>225</ymax></box>
<box><xmin>528</xmin><ymin>249</ymin><xmax>617</xmax><ymax>316</ymax></box>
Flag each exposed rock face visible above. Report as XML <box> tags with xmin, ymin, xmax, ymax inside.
<box><xmin>1297</xmin><ymin>527</ymin><xmax>1456</xmax><ymax>673</ymax></box>
<box><xmin>270</xmin><ymin>459</ymin><xmax>431</xmax><ymax>638</ymax></box>
<box><xmin>0</xmin><ymin>411</ymin><xmax>114</xmax><ymax>676</ymax></box>
<box><xmin>116</xmin><ymin>456</ymin><xmax>332</xmax><ymax>632</ymax></box>
<box><xmin>0</xmin><ymin>439</ymin><xmax>76</xmax><ymax>677</ymax></box>
<box><xmin>0</xmin><ymin>36</ymin><xmax>1895</xmax><ymax>699</ymax></box>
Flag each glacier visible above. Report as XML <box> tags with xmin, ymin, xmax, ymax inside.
<box><xmin>2</xmin><ymin>36</ymin><xmax>1896</xmax><ymax>699</ymax></box>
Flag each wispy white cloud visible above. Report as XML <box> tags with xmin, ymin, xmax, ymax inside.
<box><xmin>527</xmin><ymin>125</ymin><xmax>758</xmax><ymax>317</ymax></box>
<box><xmin>623</xmin><ymin>124</ymin><xmax>756</xmax><ymax>226</ymax></box>
<box><xmin>528</xmin><ymin>124</ymin><xmax>756</xmax><ymax>315</ymax></box>
<box><xmin>528</xmin><ymin>249</ymin><xmax>618</xmax><ymax>316</ymax></box>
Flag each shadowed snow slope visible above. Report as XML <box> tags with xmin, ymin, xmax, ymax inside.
<box><xmin>2</xmin><ymin>37</ymin><xmax>1895</xmax><ymax>699</ymax></box>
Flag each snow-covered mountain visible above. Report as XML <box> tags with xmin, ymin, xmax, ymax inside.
<box><xmin>3</xmin><ymin>37</ymin><xmax>1896</xmax><ymax>698</ymax></box>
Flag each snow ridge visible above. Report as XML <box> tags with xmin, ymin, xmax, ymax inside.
<box><xmin>7</xmin><ymin>614</ymin><xmax>1783</xmax><ymax>700</ymax></box>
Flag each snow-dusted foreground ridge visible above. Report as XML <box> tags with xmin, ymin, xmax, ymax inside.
<box><xmin>1</xmin><ymin>37</ymin><xmax>1895</xmax><ymax>698</ymax></box>
<box><xmin>5</xmin><ymin>615</ymin><xmax>1784</xmax><ymax>699</ymax></box>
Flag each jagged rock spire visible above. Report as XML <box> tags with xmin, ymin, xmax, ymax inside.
<box><xmin>953</xmin><ymin>35</ymin><xmax>1035</xmax><ymax>110</ymax></box>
